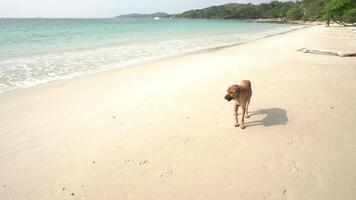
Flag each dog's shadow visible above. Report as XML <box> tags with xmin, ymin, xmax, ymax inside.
<box><xmin>245</xmin><ymin>108</ymin><xmax>288</xmax><ymax>127</ymax></box>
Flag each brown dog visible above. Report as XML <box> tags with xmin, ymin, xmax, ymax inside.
<box><xmin>224</xmin><ymin>80</ymin><xmax>252</xmax><ymax>129</ymax></box>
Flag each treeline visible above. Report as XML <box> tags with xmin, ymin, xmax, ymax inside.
<box><xmin>178</xmin><ymin>0</ymin><xmax>356</xmax><ymax>23</ymax></box>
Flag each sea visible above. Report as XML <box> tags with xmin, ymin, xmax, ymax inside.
<box><xmin>0</xmin><ymin>18</ymin><xmax>304</xmax><ymax>93</ymax></box>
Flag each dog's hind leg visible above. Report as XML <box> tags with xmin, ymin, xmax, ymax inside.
<box><xmin>240</xmin><ymin>105</ymin><xmax>246</xmax><ymax>129</ymax></box>
<box><xmin>245</xmin><ymin>100</ymin><xmax>250</xmax><ymax>118</ymax></box>
<box><xmin>234</xmin><ymin>103</ymin><xmax>240</xmax><ymax>127</ymax></box>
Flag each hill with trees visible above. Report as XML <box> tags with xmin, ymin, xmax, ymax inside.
<box><xmin>178</xmin><ymin>0</ymin><xmax>356</xmax><ymax>24</ymax></box>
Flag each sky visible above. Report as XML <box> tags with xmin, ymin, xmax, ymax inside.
<box><xmin>0</xmin><ymin>0</ymin><xmax>291</xmax><ymax>18</ymax></box>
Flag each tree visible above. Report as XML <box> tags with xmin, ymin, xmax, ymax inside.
<box><xmin>321</xmin><ymin>0</ymin><xmax>356</xmax><ymax>24</ymax></box>
<box><xmin>342</xmin><ymin>8</ymin><xmax>356</xmax><ymax>23</ymax></box>
<box><xmin>302</xmin><ymin>0</ymin><xmax>326</xmax><ymax>21</ymax></box>
<box><xmin>177</xmin><ymin>0</ymin><xmax>355</xmax><ymax>23</ymax></box>
<box><xmin>286</xmin><ymin>6</ymin><xmax>304</xmax><ymax>20</ymax></box>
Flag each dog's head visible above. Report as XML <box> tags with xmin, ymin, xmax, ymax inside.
<box><xmin>224</xmin><ymin>85</ymin><xmax>240</xmax><ymax>102</ymax></box>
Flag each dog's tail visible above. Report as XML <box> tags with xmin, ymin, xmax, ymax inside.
<box><xmin>240</xmin><ymin>80</ymin><xmax>251</xmax><ymax>89</ymax></box>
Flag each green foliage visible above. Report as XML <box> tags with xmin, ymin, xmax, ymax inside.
<box><xmin>302</xmin><ymin>0</ymin><xmax>326</xmax><ymax>21</ymax></box>
<box><xmin>286</xmin><ymin>6</ymin><xmax>304</xmax><ymax>20</ymax></box>
<box><xmin>178</xmin><ymin>0</ymin><xmax>356</xmax><ymax>23</ymax></box>
<box><xmin>179</xmin><ymin>1</ymin><xmax>300</xmax><ymax>19</ymax></box>
<box><xmin>342</xmin><ymin>8</ymin><xmax>356</xmax><ymax>22</ymax></box>
<box><xmin>321</xmin><ymin>0</ymin><xmax>356</xmax><ymax>22</ymax></box>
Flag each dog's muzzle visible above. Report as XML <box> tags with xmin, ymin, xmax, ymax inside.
<box><xmin>224</xmin><ymin>94</ymin><xmax>232</xmax><ymax>102</ymax></box>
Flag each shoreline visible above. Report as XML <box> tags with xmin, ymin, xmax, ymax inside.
<box><xmin>0</xmin><ymin>24</ymin><xmax>310</xmax><ymax>97</ymax></box>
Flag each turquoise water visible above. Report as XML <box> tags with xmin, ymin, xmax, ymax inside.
<box><xmin>0</xmin><ymin>18</ymin><xmax>303</xmax><ymax>93</ymax></box>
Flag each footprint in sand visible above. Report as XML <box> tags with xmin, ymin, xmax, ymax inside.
<box><xmin>287</xmin><ymin>134</ymin><xmax>306</xmax><ymax>147</ymax></box>
<box><xmin>264</xmin><ymin>188</ymin><xmax>291</xmax><ymax>200</ymax></box>
<box><xmin>289</xmin><ymin>162</ymin><xmax>302</xmax><ymax>174</ymax></box>
<box><xmin>139</xmin><ymin>160</ymin><xmax>149</xmax><ymax>165</ymax></box>
<box><xmin>288</xmin><ymin>137</ymin><xmax>298</xmax><ymax>146</ymax></box>
<box><xmin>223</xmin><ymin>181</ymin><xmax>233</xmax><ymax>189</ymax></box>
<box><xmin>221</xmin><ymin>176</ymin><xmax>234</xmax><ymax>190</ymax></box>
<box><xmin>124</xmin><ymin>159</ymin><xmax>134</xmax><ymax>165</ymax></box>
<box><xmin>160</xmin><ymin>169</ymin><xmax>173</xmax><ymax>178</ymax></box>
<box><xmin>183</xmin><ymin>138</ymin><xmax>190</xmax><ymax>145</ymax></box>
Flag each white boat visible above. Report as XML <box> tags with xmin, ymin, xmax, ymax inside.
<box><xmin>154</xmin><ymin>17</ymin><xmax>160</xmax><ymax>21</ymax></box>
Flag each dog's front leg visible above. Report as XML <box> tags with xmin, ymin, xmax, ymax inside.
<box><xmin>234</xmin><ymin>103</ymin><xmax>240</xmax><ymax>127</ymax></box>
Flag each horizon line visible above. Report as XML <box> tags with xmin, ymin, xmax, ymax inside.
<box><xmin>0</xmin><ymin>1</ymin><xmax>297</xmax><ymax>19</ymax></box>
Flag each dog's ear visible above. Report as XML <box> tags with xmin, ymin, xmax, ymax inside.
<box><xmin>232</xmin><ymin>85</ymin><xmax>239</xmax><ymax>93</ymax></box>
<box><xmin>233</xmin><ymin>85</ymin><xmax>240</xmax><ymax>94</ymax></box>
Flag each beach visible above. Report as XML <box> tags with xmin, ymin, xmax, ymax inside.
<box><xmin>0</xmin><ymin>24</ymin><xmax>356</xmax><ymax>200</ymax></box>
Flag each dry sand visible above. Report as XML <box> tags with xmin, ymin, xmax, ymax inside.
<box><xmin>0</xmin><ymin>25</ymin><xmax>356</xmax><ymax>200</ymax></box>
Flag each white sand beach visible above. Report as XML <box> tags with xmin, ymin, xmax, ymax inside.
<box><xmin>0</xmin><ymin>25</ymin><xmax>356</xmax><ymax>200</ymax></box>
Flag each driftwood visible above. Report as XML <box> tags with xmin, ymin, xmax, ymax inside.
<box><xmin>298</xmin><ymin>48</ymin><xmax>356</xmax><ymax>57</ymax></box>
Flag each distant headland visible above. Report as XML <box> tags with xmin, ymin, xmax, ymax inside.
<box><xmin>116</xmin><ymin>0</ymin><xmax>355</xmax><ymax>26</ymax></box>
<box><xmin>115</xmin><ymin>12</ymin><xmax>172</xmax><ymax>19</ymax></box>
